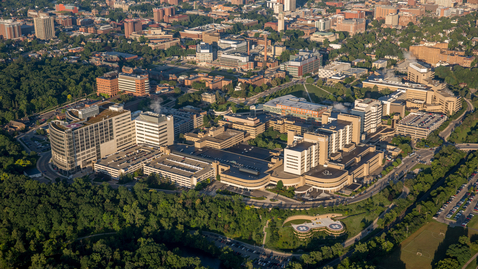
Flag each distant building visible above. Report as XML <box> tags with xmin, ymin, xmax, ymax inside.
<box><xmin>374</xmin><ymin>5</ymin><xmax>398</xmax><ymax>20</ymax></box>
<box><xmin>0</xmin><ymin>19</ymin><xmax>22</xmax><ymax>40</ymax></box>
<box><xmin>124</xmin><ymin>19</ymin><xmax>142</xmax><ymax>38</ymax></box>
<box><xmin>196</xmin><ymin>42</ymin><xmax>217</xmax><ymax>63</ymax></box>
<box><xmin>263</xmin><ymin>95</ymin><xmax>330</xmax><ymax>122</ymax></box>
<box><xmin>55</xmin><ymin>4</ymin><xmax>79</xmax><ymax>14</ymax></box>
<box><xmin>280</xmin><ymin>49</ymin><xmax>322</xmax><ymax>77</ymax></box>
<box><xmin>372</xmin><ymin>59</ymin><xmax>388</xmax><ymax>69</ymax></box>
<box><xmin>34</xmin><ymin>14</ymin><xmax>55</xmax><ymax>40</ymax></box>
<box><xmin>201</xmin><ymin>92</ymin><xmax>217</xmax><ymax>104</ymax></box>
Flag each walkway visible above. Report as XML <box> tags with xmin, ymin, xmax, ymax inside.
<box><xmin>262</xmin><ymin>219</ymin><xmax>270</xmax><ymax>247</ymax></box>
<box><xmin>462</xmin><ymin>251</ymin><xmax>478</xmax><ymax>269</ymax></box>
<box><xmin>302</xmin><ymin>83</ymin><xmax>313</xmax><ymax>103</ymax></box>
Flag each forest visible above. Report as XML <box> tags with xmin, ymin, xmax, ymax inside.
<box><xmin>0</xmin><ymin>58</ymin><xmax>107</xmax><ymax>123</ymax></box>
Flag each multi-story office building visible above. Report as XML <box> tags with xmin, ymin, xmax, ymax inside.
<box><xmin>407</xmin><ymin>62</ymin><xmax>434</xmax><ymax>84</ymax></box>
<box><xmin>133</xmin><ymin>111</ymin><xmax>174</xmax><ymax>147</ymax></box>
<box><xmin>50</xmin><ymin>104</ymin><xmax>135</xmax><ymax>175</ymax></box>
<box><xmin>196</xmin><ymin>42</ymin><xmax>216</xmax><ymax>63</ymax></box>
<box><xmin>96</xmin><ymin>71</ymin><xmax>119</xmax><ymax>97</ymax></box>
<box><xmin>281</xmin><ymin>49</ymin><xmax>322</xmax><ymax>77</ymax></box>
<box><xmin>34</xmin><ymin>14</ymin><xmax>55</xmax><ymax>40</ymax></box>
<box><xmin>0</xmin><ymin>20</ymin><xmax>22</xmax><ymax>40</ymax></box>
<box><xmin>317</xmin><ymin>19</ymin><xmax>331</xmax><ymax>31</ymax></box>
<box><xmin>124</xmin><ymin>19</ymin><xmax>142</xmax><ymax>38</ymax></box>
<box><xmin>350</xmin><ymin>98</ymin><xmax>383</xmax><ymax>134</ymax></box>
<box><xmin>118</xmin><ymin>73</ymin><xmax>150</xmax><ymax>96</ymax></box>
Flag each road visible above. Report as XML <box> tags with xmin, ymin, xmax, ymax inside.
<box><xmin>455</xmin><ymin>143</ymin><xmax>478</xmax><ymax>151</ymax></box>
<box><xmin>232</xmin><ymin>148</ymin><xmax>435</xmax><ymax>210</ymax></box>
<box><xmin>36</xmin><ymin>151</ymin><xmax>68</xmax><ymax>181</ymax></box>
<box><xmin>228</xmin><ymin>78</ymin><xmax>304</xmax><ymax>105</ymax></box>
<box><xmin>439</xmin><ymin>98</ymin><xmax>474</xmax><ymax>141</ymax></box>
<box><xmin>435</xmin><ymin>172</ymin><xmax>478</xmax><ymax>227</ymax></box>
<box><xmin>462</xmin><ymin>251</ymin><xmax>478</xmax><ymax>269</ymax></box>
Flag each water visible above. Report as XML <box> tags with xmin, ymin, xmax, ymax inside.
<box><xmin>180</xmin><ymin>247</ymin><xmax>222</xmax><ymax>269</ymax></box>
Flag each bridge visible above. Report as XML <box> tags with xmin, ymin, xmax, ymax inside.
<box><xmin>455</xmin><ymin>144</ymin><xmax>478</xmax><ymax>151</ymax></box>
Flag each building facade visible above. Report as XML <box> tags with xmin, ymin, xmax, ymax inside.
<box><xmin>34</xmin><ymin>15</ymin><xmax>55</xmax><ymax>40</ymax></box>
<box><xmin>96</xmin><ymin>71</ymin><xmax>119</xmax><ymax>97</ymax></box>
<box><xmin>0</xmin><ymin>20</ymin><xmax>22</xmax><ymax>40</ymax></box>
<box><xmin>350</xmin><ymin>98</ymin><xmax>383</xmax><ymax>134</ymax></box>
<box><xmin>133</xmin><ymin>111</ymin><xmax>174</xmax><ymax>147</ymax></box>
<box><xmin>118</xmin><ymin>73</ymin><xmax>150</xmax><ymax>96</ymax></box>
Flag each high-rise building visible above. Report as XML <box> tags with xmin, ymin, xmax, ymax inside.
<box><xmin>153</xmin><ymin>8</ymin><xmax>165</xmax><ymax>22</ymax></box>
<box><xmin>0</xmin><ymin>20</ymin><xmax>22</xmax><ymax>40</ymax></box>
<box><xmin>50</xmin><ymin>105</ymin><xmax>135</xmax><ymax>175</ymax></box>
<box><xmin>34</xmin><ymin>14</ymin><xmax>55</xmax><ymax>40</ymax></box>
<box><xmin>350</xmin><ymin>99</ymin><xmax>383</xmax><ymax>134</ymax></box>
<box><xmin>284</xmin><ymin>0</ymin><xmax>296</xmax><ymax>11</ymax></box>
<box><xmin>118</xmin><ymin>73</ymin><xmax>150</xmax><ymax>96</ymax></box>
<box><xmin>133</xmin><ymin>111</ymin><xmax>174</xmax><ymax>147</ymax></box>
<box><xmin>96</xmin><ymin>71</ymin><xmax>119</xmax><ymax>97</ymax></box>
<box><xmin>124</xmin><ymin>19</ymin><xmax>142</xmax><ymax>38</ymax></box>
<box><xmin>278</xmin><ymin>12</ymin><xmax>285</xmax><ymax>32</ymax></box>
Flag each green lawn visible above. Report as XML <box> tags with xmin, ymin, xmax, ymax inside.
<box><xmin>340</xmin><ymin>210</ymin><xmax>383</xmax><ymax>239</ymax></box>
<box><xmin>304</xmin><ymin>84</ymin><xmax>330</xmax><ymax>98</ymax></box>
<box><xmin>283</xmin><ymin>219</ymin><xmax>312</xmax><ymax>226</ymax></box>
<box><xmin>379</xmin><ymin>221</ymin><xmax>477</xmax><ymax>269</ymax></box>
<box><xmin>410</xmin><ymin>164</ymin><xmax>431</xmax><ymax>172</ymax></box>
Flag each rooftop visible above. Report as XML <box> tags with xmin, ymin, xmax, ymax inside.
<box><xmin>398</xmin><ymin>112</ymin><xmax>447</xmax><ymax>129</ymax></box>
<box><xmin>95</xmin><ymin>145</ymin><xmax>162</xmax><ymax>172</ymax></box>
<box><xmin>146</xmin><ymin>153</ymin><xmax>214</xmax><ymax>179</ymax></box>
<box><xmin>264</xmin><ymin>95</ymin><xmax>329</xmax><ymax>113</ymax></box>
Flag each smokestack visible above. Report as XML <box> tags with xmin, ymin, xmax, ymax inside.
<box><xmin>264</xmin><ymin>35</ymin><xmax>267</xmax><ymax>62</ymax></box>
<box><xmin>247</xmin><ymin>40</ymin><xmax>250</xmax><ymax>56</ymax></box>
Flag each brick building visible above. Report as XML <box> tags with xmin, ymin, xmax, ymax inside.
<box><xmin>374</xmin><ymin>5</ymin><xmax>398</xmax><ymax>19</ymax></box>
<box><xmin>410</xmin><ymin>43</ymin><xmax>475</xmax><ymax>67</ymax></box>
<box><xmin>333</xmin><ymin>17</ymin><xmax>366</xmax><ymax>36</ymax></box>
<box><xmin>124</xmin><ymin>19</ymin><xmax>142</xmax><ymax>38</ymax></box>
<box><xmin>96</xmin><ymin>71</ymin><xmax>119</xmax><ymax>97</ymax></box>
<box><xmin>55</xmin><ymin>4</ymin><xmax>79</xmax><ymax>14</ymax></box>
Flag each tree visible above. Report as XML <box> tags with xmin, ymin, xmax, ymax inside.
<box><xmin>277</xmin><ymin>180</ymin><xmax>284</xmax><ymax>190</ymax></box>
<box><xmin>306</xmin><ymin>77</ymin><xmax>314</xmax><ymax>84</ymax></box>
<box><xmin>174</xmin><ymin>87</ymin><xmax>181</xmax><ymax>94</ymax></box>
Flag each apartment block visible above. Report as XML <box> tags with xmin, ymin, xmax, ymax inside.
<box><xmin>96</xmin><ymin>71</ymin><xmax>119</xmax><ymax>97</ymax></box>
<box><xmin>34</xmin><ymin>14</ymin><xmax>55</xmax><ymax>40</ymax></box>
<box><xmin>118</xmin><ymin>73</ymin><xmax>150</xmax><ymax>97</ymax></box>
<box><xmin>124</xmin><ymin>19</ymin><xmax>142</xmax><ymax>38</ymax></box>
<box><xmin>0</xmin><ymin>20</ymin><xmax>22</xmax><ymax>40</ymax></box>
<box><xmin>350</xmin><ymin>99</ymin><xmax>383</xmax><ymax>134</ymax></box>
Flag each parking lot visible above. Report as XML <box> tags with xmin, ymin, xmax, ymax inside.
<box><xmin>202</xmin><ymin>232</ymin><xmax>292</xmax><ymax>268</ymax></box>
<box><xmin>434</xmin><ymin>171</ymin><xmax>478</xmax><ymax>227</ymax></box>
<box><xmin>21</xmin><ymin>134</ymin><xmax>50</xmax><ymax>153</ymax></box>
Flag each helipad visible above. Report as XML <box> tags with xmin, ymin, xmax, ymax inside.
<box><xmin>292</xmin><ymin>217</ymin><xmax>344</xmax><ymax>232</ymax></box>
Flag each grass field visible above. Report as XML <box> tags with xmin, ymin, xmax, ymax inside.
<box><xmin>304</xmin><ymin>84</ymin><xmax>330</xmax><ymax>98</ymax></box>
<box><xmin>410</xmin><ymin>164</ymin><xmax>430</xmax><ymax>172</ymax></box>
<box><xmin>379</xmin><ymin>221</ymin><xmax>477</xmax><ymax>269</ymax></box>
<box><xmin>283</xmin><ymin>219</ymin><xmax>312</xmax><ymax>226</ymax></box>
<box><xmin>340</xmin><ymin>209</ymin><xmax>384</xmax><ymax>239</ymax></box>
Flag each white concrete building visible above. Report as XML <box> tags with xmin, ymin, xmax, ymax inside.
<box><xmin>133</xmin><ymin>111</ymin><xmax>174</xmax><ymax>147</ymax></box>
<box><xmin>350</xmin><ymin>98</ymin><xmax>383</xmax><ymax>134</ymax></box>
